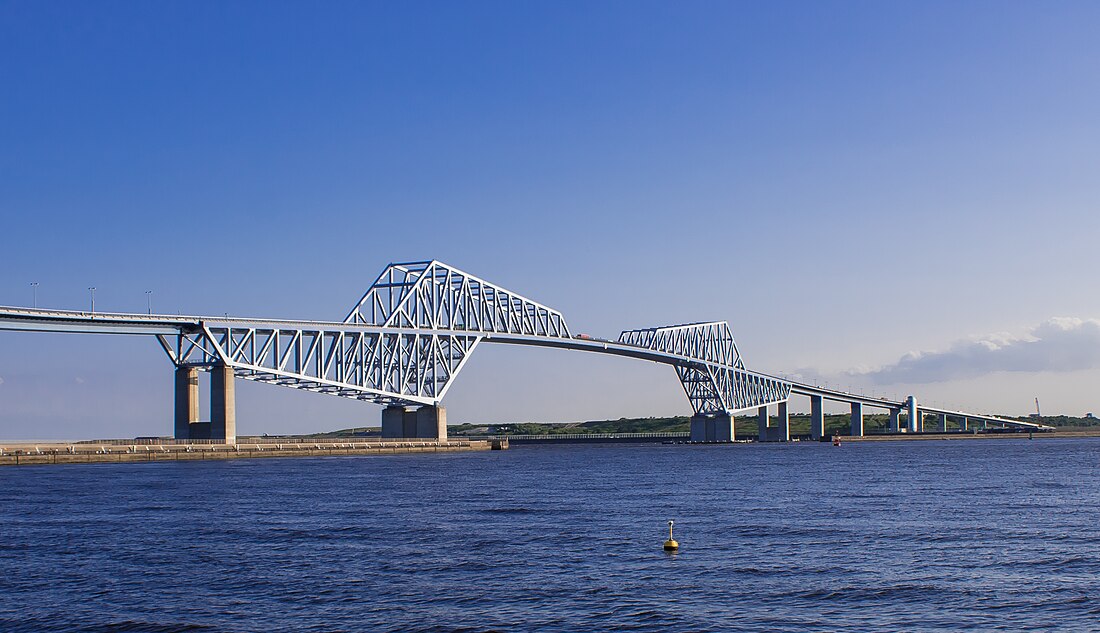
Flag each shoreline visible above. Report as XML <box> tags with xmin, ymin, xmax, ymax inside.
<box><xmin>4</xmin><ymin>428</ymin><xmax>1098</xmax><ymax>467</ymax></box>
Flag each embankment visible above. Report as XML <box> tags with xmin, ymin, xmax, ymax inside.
<box><xmin>0</xmin><ymin>438</ymin><xmax>505</xmax><ymax>467</ymax></box>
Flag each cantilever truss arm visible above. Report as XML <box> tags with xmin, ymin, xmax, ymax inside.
<box><xmin>163</xmin><ymin>322</ymin><xmax>482</xmax><ymax>407</ymax></box>
<box><xmin>619</xmin><ymin>322</ymin><xmax>790</xmax><ymax>414</ymax></box>
<box><xmin>345</xmin><ymin>260</ymin><xmax>571</xmax><ymax>338</ymax></box>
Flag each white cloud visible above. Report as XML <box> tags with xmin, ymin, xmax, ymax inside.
<box><xmin>75</xmin><ymin>377</ymin><xmax>85</xmax><ymax>384</ymax></box>
<box><xmin>851</xmin><ymin>317</ymin><xmax>1100</xmax><ymax>384</ymax></box>
<box><xmin>0</xmin><ymin>376</ymin><xmax>4</xmax><ymax>386</ymax></box>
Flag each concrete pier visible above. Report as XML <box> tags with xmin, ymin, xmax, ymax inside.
<box><xmin>775</xmin><ymin>401</ymin><xmax>790</xmax><ymax>442</ymax></box>
<box><xmin>381</xmin><ymin>405</ymin><xmax>447</xmax><ymax>440</ymax></box>
<box><xmin>174</xmin><ymin>366</ymin><xmax>199</xmax><ymax>440</ymax></box>
<box><xmin>416</xmin><ymin>406</ymin><xmax>447</xmax><ymax>441</ymax></box>
<box><xmin>850</xmin><ymin>402</ymin><xmax>864</xmax><ymax>437</ymax></box>
<box><xmin>690</xmin><ymin>415</ymin><xmax>706</xmax><ymax>442</ymax></box>
<box><xmin>381</xmin><ymin>406</ymin><xmax>405</xmax><ymax>438</ymax></box>
<box><xmin>810</xmin><ymin>395</ymin><xmax>824</xmax><ymax>440</ymax></box>
<box><xmin>907</xmin><ymin>396</ymin><xmax>919</xmax><ymax>433</ymax></box>
<box><xmin>173</xmin><ymin>365</ymin><xmax>235</xmax><ymax>443</ymax></box>
<box><xmin>715</xmin><ymin>413</ymin><xmax>734</xmax><ymax>441</ymax></box>
<box><xmin>889</xmin><ymin>408</ymin><xmax>901</xmax><ymax>433</ymax></box>
<box><xmin>404</xmin><ymin>409</ymin><xmax>418</xmax><ymax>437</ymax></box>
<box><xmin>756</xmin><ymin>403</ymin><xmax>789</xmax><ymax>442</ymax></box>
<box><xmin>690</xmin><ymin>412</ymin><xmax>734</xmax><ymax>442</ymax></box>
<box><xmin>210</xmin><ymin>364</ymin><xmax>236</xmax><ymax>443</ymax></box>
<box><xmin>938</xmin><ymin>413</ymin><xmax>948</xmax><ymax>432</ymax></box>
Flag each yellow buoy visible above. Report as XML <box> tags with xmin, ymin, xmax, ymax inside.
<box><xmin>663</xmin><ymin>519</ymin><xmax>679</xmax><ymax>551</ymax></box>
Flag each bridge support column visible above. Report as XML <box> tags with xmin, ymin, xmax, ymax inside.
<box><xmin>210</xmin><ymin>364</ymin><xmax>236</xmax><ymax>444</ymax></box>
<box><xmin>757</xmin><ymin>406</ymin><xmax>769</xmax><ymax>441</ymax></box>
<box><xmin>403</xmin><ymin>409</ymin><xmax>418</xmax><ymax>437</ymax></box>
<box><xmin>691</xmin><ymin>412</ymin><xmax>734</xmax><ymax>442</ymax></box>
<box><xmin>381</xmin><ymin>405</ymin><xmax>406</xmax><ymax>438</ymax></box>
<box><xmin>415</xmin><ymin>405</ymin><xmax>447</xmax><ymax>441</ymax></box>
<box><xmin>850</xmin><ymin>402</ymin><xmax>864</xmax><ymax>437</ymax></box>
<box><xmin>174</xmin><ymin>366</ymin><xmax>199</xmax><ymax>440</ymax></box>
<box><xmin>714</xmin><ymin>413</ymin><xmax>734</xmax><ymax>441</ymax></box>
<box><xmin>810</xmin><ymin>396</ymin><xmax>824</xmax><ymax>440</ymax></box>
<box><xmin>690</xmin><ymin>415</ymin><xmax>707</xmax><ymax>442</ymax></box>
<box><xmin>889</xmin><ymin>408</ymin><xmax>901</xmax><ymax>433</ymax></box>
<box><xmin>961</xmin><ymin>417</ymin><xmax>969</xmax><ymax>432</ymax></box>
<box><xmin>906</xmin><ymin>396</ymin><xmax>919</xmax><ymax>433</ymax></box>
<box><xmin>938</xmin><ymin>413</ymin><xmax>948</xmax><ymax>432</ymax></box>
<box><xmin>775</xmin><ymin>401</ymin><xmax>790</xmax><ymax>442</ymax></box>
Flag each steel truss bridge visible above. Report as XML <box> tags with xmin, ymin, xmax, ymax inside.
<box><xmin>0</xmin><ymin>260</ymin><xmax>1049</xmax><ymax>443</ymax></box>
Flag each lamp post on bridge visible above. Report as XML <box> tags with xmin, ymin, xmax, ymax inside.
<box><xmin>88</xmin><ymin>287</ymin><xmax>96</xmax><ymax>314</ymax></box>
<box><xmin>30</xmin><ymin>282</ymin><xmax>38</xmax><ymax>309</ymax></box>
<box><xmin>145</xmin><ymin>290</ymin><xmax>152</xmax><ymax>315</ymax></box>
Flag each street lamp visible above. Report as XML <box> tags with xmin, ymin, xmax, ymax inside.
<box><xmin>30</xmin><ymin>282</ymin><xmax>38</xmax><ymax>309</ymax></box>
<box><xmin>88</xmin><ymin>287</ymin><xmax>96</xmax><ymax>313</ymax></box>
<box><xmin>145</xmin><ymin>290</ymin><xmax>152</xmax><ymax>315</ymax></box>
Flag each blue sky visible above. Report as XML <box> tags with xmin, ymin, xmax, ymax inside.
<box><xmin>2</xmin><ymin>1</ymin><xmax>1100</xmax><ymax>439</ymax></box>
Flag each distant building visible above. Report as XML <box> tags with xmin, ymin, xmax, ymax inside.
<box><xmin>1087</xmin><ymin>413</ymin><xmax>1096</xmax><ymax>419</ymax></box>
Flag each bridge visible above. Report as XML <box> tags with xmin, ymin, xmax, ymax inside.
<box><xmin>0</xmin><ymin>260</ymin><xmax>1049</xmax><ymax>443</ymax></box>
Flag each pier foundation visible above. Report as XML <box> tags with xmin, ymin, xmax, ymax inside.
<box><xmin>850</xmin><ymin>402</ymin><xmax>864</xmax><ymax>437</ymax></box>
<box><xmin>775</xmin><ymin>401</ymin><xmax>790</xmax><ymax>441</ymax></box>
<box><xmin>174</xmin><ymin>366</ymin><xmax>199</xmax><ymax>440</ymax></box>
<box><xmin>690</xmin><ymin>415</ymin><xmax>706</xmax><ymax>442</ymax></box>
<box><xmin>381</xmin><ymin>405</ymin><xmax>447</xmax><ymax>440</ymax></box>
<box><xmin>907</xmin><ymin>396</ymin><xmax>919</xmax><ymax>433</ymax></box>
<box><xmin>690</xmin><ymin>412</ymin><xmax>734</xmax><ymax>442</ymax></box>
<box><xmin>757</xmin><ymin>403</ymin><xmax>789</xmax><ymax>442</ymax></box>
<box><xmin>810</xmin><ymin>396</ymin><xmax>824</xmax><ymax>440</ymax></box>
<box><xmin>416</xmin><ymin>405</ymin><xmax>447</xmax><ymax>441</ymax></box>
<box><xmin>173</xmin><ymin>365</ymin><xmax>236</xmax><ymax>443</ymax></box>
<box><xmin>381</xmin><ymin>406</ymin><xmax>405</xmax><ymax>438</ymax></box>
<box><xmin>210</xmin><ymin>364</ymin><xmax>236</xmax><ymax>444</ymax></box>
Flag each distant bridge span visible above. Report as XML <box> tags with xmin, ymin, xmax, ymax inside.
<box><xmin>0</xmin><ymin>260</ymin><xmax>1047</xmax><ymax>443</ymax></box>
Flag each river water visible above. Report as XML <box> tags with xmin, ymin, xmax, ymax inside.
<box><xmin>1</xmin><ymin>438</ymin><xmax>1099</xmax><ymax>632</ymax></box>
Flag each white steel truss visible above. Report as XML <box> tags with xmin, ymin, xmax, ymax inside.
<box><xmin>161</xmin><ymin>324</ymin><xmax>481</xmax><ymax>406</ymax></box>
<box><xmin>619</xmin><ymin>322</ymin><xmax>790</xmax><ymax>413</ymax></box>
<box><xmin>158</xmin><ymin>260</ymin><xmax>575</xmax><ymax>407</ymax></box>
<box><xmin>618</xmin><ymin>322</ymin><xmax>744</xmax><ymax>369</ymax></box>
<box><xmin>345</xmin><ymin>260</ymin><xmax>571</xmax><ymax>337</ymax></box>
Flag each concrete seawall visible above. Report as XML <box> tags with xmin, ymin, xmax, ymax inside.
<box><xmin>0</xmin><ymin>439</ymin><xmax>506</xmax><ymax>467</ymax></box>
<box><xmin>840</xmin><ymin>430</ymin><xmax>1092</xmax><ymax>442</ymax></box>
